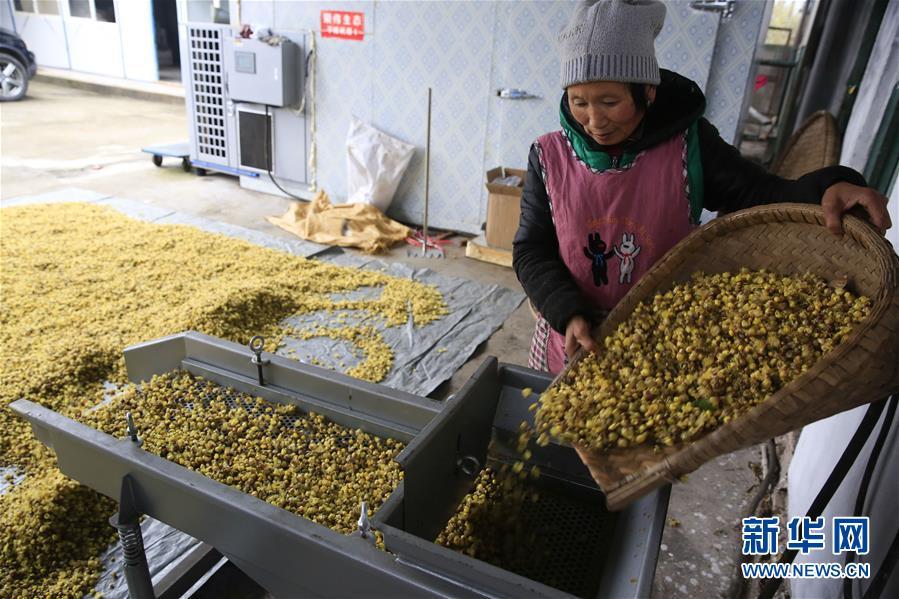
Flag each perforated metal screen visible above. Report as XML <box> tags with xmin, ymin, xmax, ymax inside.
<box><xmin>187</xmin><ymin>26</ymin><xmax>228</xmax><ymax>163</ymax></box>
<box><xmin>164</xmin><ymin>375</ymin><xmax>357</xmax><ymax>446</ymax></box>
<box><xmin>459</xmin><ymin>463</ymin><xmax>619</xmax><ymax>598</ymax></box>
<box><xmin>514</xmin><ymin>479</ymin><xmax>617</xmax><ymax>597</ymax></box>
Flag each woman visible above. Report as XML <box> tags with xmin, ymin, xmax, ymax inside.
<box><xmin>514</xmin><ymin>2</ymin><xmax>895</xmax><ymax>595</ymax></box>
<box><xmin>513</xmin><ymin>0</ymin><xmax>891</xmax><ymax>374</ymax></box>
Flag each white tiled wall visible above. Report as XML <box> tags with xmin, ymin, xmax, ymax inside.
<box><xmin>370</xmin><ymin>1</ymin><xmax>497</xmax><ymax>231</ymax></box>
<box><xmin>705</xmin><ymin>0</ymin><xmax>769</xmax><ymax>143</ymax></box>
<box><xmin>240</xmin><ymin>0</ymin><xmax>766</xmax><ymax>233</ymax></box>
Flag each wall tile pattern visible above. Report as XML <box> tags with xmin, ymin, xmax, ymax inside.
<box><xmin>240</xmin><ymin>0</ymin><xmax>764</xmax><ymax>233</ymax></box>
<box><xmin>486</xmin><ymin>1</ymin><xmax>720</xmax><ymax>210</ymax></box>
<box><xmin>371</xmin><ymin>2</ymin><xmax>496</xmax><ymax>231</ymax></box>
<box><xmin>704</xmin><ymin>0</ymin><xmax>769</xmax><ymax>143</ymax></box>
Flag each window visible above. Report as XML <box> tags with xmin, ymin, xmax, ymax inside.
<box><xmin>36</xmin><ymin>0</ymin><xmax>61</xmax><ymax>14</ymax></box>
<box><xmin>765</xmin><ymin>1</ymin><xmax>809</xmax><ymax>46</ymax></box>
<box><xmin>68</xmin><ymin>0</ymin><xmax>90</xmax><ymax>18</ymax></box>
<box><xmin>13</xmin><ymin>0</ymin><xmax>36</xmax><ymax>12</ymax></box>
<box><xmin>94</xmin><ymin>0</ymin><xmax>115</xmax><ymax>22</ymax></box>
<box><xmin>68</xmin><ymin>0</ymin><xmax>115</xmax><ymax>22</ymax></box>
<box><xmin>186</xmin><ymin>1</ymin><xmax>230</xmax><ymax>25</ymax></box>
<box><xmin>16</xmin><ymin>1</ymin><xmax>62</xmax><ymax>14</ymax></box>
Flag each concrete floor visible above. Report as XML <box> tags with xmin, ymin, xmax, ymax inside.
<box><xmin>1</xmin><ymin>81</ymin><xmax>764</xmax><ymax>599</ymax></box>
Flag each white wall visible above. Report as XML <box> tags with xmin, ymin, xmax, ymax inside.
<box><xmin>64</xmin><ymin>14</ymin><xmax>123</xmax><ymax>77</ymax></box>
<box><xmin>1</xmin><ymin>0</ymin><xmax>14</xmax><ymax>32</ymax></box>
<box><xmin>118</xmin><ymin>0</ymin><xmax>157</xmax><ymax>81</ymax></box>
<box><xmin>11</xmin><ymin>11</ymin><xmax>71</xmax><ymax>69</ymax></box>
<box><xmin>704</xmin><ymin>0</ymin><xmax>771</xmax><ymax>143</ymax></box>
<box><xmin>235</xmin><ymin>1</ymin><xmax>766</xmax><ymax>233</ymax></box>
<box><xmin>10</xmin><ymin>0</ymin><xmax>158</xmax><ymax>80</ymax></box>
<box><xmin>483</xmin><ymin>1</ymin><xmax>746</xmax><ymax>177</ymax></box>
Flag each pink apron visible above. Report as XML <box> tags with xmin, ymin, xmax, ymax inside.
<box><xmin>528</xmin><ymin>129</ymin><xmax>696</xmax><ymax>374</ymax></box>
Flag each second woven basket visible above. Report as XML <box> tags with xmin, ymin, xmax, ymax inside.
<box><xmin>553</xmin><ymin>203</ymin><xmax>899</xmax><ymax>510</ymax></box>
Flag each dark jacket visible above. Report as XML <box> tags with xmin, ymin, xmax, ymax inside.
<box><xmin>513</xmin><ymin>69</ymin><xmax>866</xmax><ymax>335</ymax></box>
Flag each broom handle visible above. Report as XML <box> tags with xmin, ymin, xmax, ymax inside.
<box><xmin>423</xmin><ymin>87</ymin><xmax>432</xmax><ymax>256</ymax></box>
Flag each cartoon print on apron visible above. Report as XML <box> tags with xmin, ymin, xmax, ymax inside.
<box><xmin>613</xmin><ymin>233</ymin><xmax>641</xmax><ymax>284</ymax></box>
<box><xmin>528</xmin><ymin>129</ymin><xmax>695</xmax><ymax>374</ymax></box>
<box><xmin>583</xmin><ymin>232</ymin><xmax>615</xmax><ymax>286</ymax></box>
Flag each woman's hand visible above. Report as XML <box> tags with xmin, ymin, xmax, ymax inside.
<box><xmin>565</xmin><ymin>316</ymin><xmax>598</xmax><ymax>359</ymax></box>
<box><xmin>821</xmin><ymin>182</ymin><xmax>891</xmax><ymax>236</ymax></box>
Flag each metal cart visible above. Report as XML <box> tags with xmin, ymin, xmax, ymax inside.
<box><xmin>141</xmin><ymin>142</ymin><xmax>195</xmax><ymax>174</ymax></box>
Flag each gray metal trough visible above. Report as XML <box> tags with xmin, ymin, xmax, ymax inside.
<box><xmin>11</xmin><ymin>331</ymin><xmax>669</xmax><ymax>598</ymax></box>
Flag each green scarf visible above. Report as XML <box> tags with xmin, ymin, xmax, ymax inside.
<box><xmin>558</xmin><ymin>103</ymin><xmax>704</xmax><ymax>225</ymax></box>
<box><xmin>559</xmin><ymin>105</ymin><xmax>639</xmax><ymax>171</ymax></box>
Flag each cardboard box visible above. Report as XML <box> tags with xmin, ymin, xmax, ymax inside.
<box><xmin>485</xmin><ymin>167</ymin><xmax>526</xmax><ymax>250</ymax></box>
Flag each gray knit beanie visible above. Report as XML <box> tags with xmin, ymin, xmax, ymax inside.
<box><xmin>559</xmin><ymin>0</ymin><xmax>666</xmax><ymax>89</ymax></box>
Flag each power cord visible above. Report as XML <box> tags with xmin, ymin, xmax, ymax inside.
<box><xmin>291</xmin><ymin>47</ymin><xmax>314</xmax><ymax>116</ymax></box>
<box><xmin>263</xmin><ymin>104</ymin><xmax>307</xmax><ymax>202</ymax></box>
<box><xmin>259</xmin><ymin>32</ymin><xmax>316</xmax><ymax>200</ymax></box>
<box><xmin>843</xmin><ymin>395</ymin><xmax>897</xmax><ymax>598</ymax></box>
<box><xmin>758</xmin><ymin>397</ymin><xmax>890</xmax><ymax>599</ymax></box>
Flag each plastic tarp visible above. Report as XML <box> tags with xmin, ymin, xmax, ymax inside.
<box><xmin>279</xmin><ymin>252</ymin><xmax>525</xmax><ymax>397</ymax></box>
<box><xmin>3</xmin><ymin>187</ymin><xmax>526</xmax><ymax>595</ymax></box>
<box><xmin>4</xmin><ymin>188</ymin><xmax>525</xmax><ymax>395</ymax></box>
<box><xmin>839</xmin><ymin>1</ymin><xmax>899</xmax><ymax>173</ymax></box>
<box><xmin>788</xmin><ymin>403</ymin><xmax>899</xmax><ymax>599</ymax></box>
<box><xmin>790</xmin><ymin>7</ymin><xmax>899</xmax><ymax>597</ymax></box>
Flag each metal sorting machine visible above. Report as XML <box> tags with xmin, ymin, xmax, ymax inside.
<box><xmin>11</xmin><ymin>331</ymin><xmax>669</xmax><ymax>598</ymax></box>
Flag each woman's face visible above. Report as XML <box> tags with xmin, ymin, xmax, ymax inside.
<box><xmin>567</xmin><ymin>81</ymin><xmax>654</xmax><ymax>146</ymax></box>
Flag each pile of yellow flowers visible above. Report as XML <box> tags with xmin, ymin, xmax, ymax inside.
<box><xmin>0</xmin><ymin>203</ymin><xmax>446</xmax><ymax>596</ymax></box>
<box><xmin>534</xmin><ymin>269</ymin><xmax>870</xmax><ymax>451</ymax></box>
<box><xmin>436</xmin><ymin>466</ymin><xmax>540</xmax><ymax>569</ymax></box>
<box><xmin>81</xmin><ymin>371</ymin><xmax>405</xmax><ymax>534</ymax></box>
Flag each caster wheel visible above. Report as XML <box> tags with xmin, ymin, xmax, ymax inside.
<box><xmin>195</xmin><ymin>167</ymin><xmax>207</xmax><ymax>177</ymax></box>
<box><xmin>181</xmin><ymin>157</ymin><xmax>191</xmax><ymax>173</ymax></box>
<box><xmin>152</xmin><ymin>154</ymin><xmax>163</xmax><ymax>167</ymax></box>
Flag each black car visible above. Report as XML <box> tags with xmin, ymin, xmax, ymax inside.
<box><xmin>0</xmin><ymin>28</ymin><xmax>37</xmax><ymax>102</ymax></box>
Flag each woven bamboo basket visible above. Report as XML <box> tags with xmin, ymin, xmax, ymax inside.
<box><xmin>770</xmin><ymin>110</ymin><xmax>840</xmax><ymax>180</ymax></box>
<box><xmin>552</xmin><ymin>203</ymin><xmax>899</xmax><ymax>511</ymax></box>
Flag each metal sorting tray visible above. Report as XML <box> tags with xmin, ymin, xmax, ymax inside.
<box><xmin>11</xmin><ymin>331</ymin><xmax>669</xmax><ymax>598</ymax></box>
<box><xmin>375</xmin><ymin>363</ymin><xmax>670</xmax><ymax>599</ymax></box>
